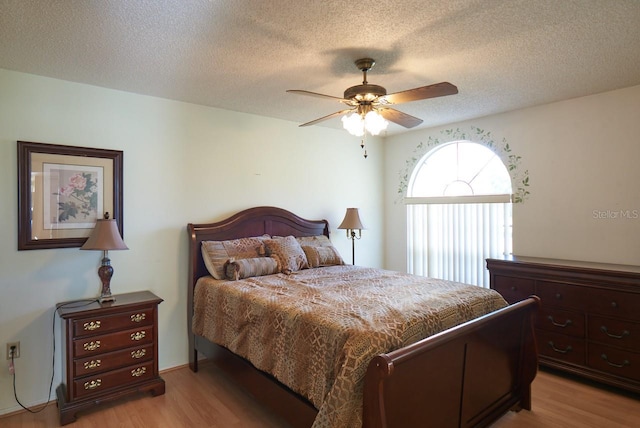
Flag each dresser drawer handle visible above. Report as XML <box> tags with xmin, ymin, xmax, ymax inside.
<box><xmin>131</xmin><ymin>367</ymin><xmax>147</xmax><ymax>377</ymax></box>
<box><xmin>611</xmin><ymin>301</ymin><xmax>618</xmax><ymax>308</ymax></box>
<box><xmin>600</xmin><ymin>326</ymin><xmax>630</xmax><ymax>339</ymax></box>
<box><xmin>83</xmin><ymin>321</ymin><xmax>101</xmax><ymax>331</ymax></box>
<box><xmin>83</xmin><ymin>360</ymin><xmax>101</xmax><ymax>370</ymax></box>
<box><xmin>131</xmin><ymin>349</ymin><xmax>147</xmax><ymax>359</ymax></box>
<box><xmin>548</xmin><ymin>341</ymin><xmax>572</xmax><ymax>354</ymax></box>
<box><xmin>555</xmin><ymin>293</ymin><xmax>562</xmax><ymax>300</ymax></box>
<box><xmin>130</xmin><ymin>331</ymin><xmax>146</xmax><ymax>341</ymax></box>
<box><xmin>84</xmin><ymin>379</ymin><xmax>102</xmax><ymax>390</ymax></box>
<box><xmin>601</xmin><ymin>353</ymin><xmax>630</xmax><ymax>368</ymax></box>
<box><xmin>547</xmin><ymin>316</ymin><xmax>572</xmax><ymax>328</ymax></box>
<box><xmin>83</xmin><ymin>341</ymin><xmax>101</xmax><ymax>351</ymax></box>
<box><xmin>131</xmin><ymin>313</ymin><xmax>146</xmax><ymax>323</ymax></box>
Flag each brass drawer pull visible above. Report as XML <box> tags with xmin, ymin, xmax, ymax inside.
<box><xmin>84</xmin><ymin>379</ymin><xmax>102</xmax><ymax>390</ymax></box>
<box><xmin>131</xmin><ymin>367</ymin><xmax>146</xmax><ymax>377</ymax></box>
<box><xmin>131</xmin><ymin>349</ymin><xmax>147</xmax><ymax>359</ymax></box>
<box><xmin>130</xmin><ymin>331</ymin><xmax>146</xmax><ymax>341</ymax></box>
<box><xmin>548</xmin><ymin>341</ymin><xmax>572</xmax><ymax>354</ymax></box>
<box><xmin>83</xmin><ymin>341</ymin><xmax>101</xmax><ymax>351</ymax></box>
<box><xmin>601</xmin><ymin>353</ymin><xmax>630</xmax><ymax>368</ymax></box>
<box><xmin>547</xmin><ymin>316</ymin><xmax>572</xmax><ymax>328</ymax></box>
<box><xmin>84</xmin><ymin>360</ymin><xmax>101</xmax><ymax>370</ymax></box>
<box><xmin>83</xmin><ymin>321</ymin><xmax>101</xmax><ymax>331</ymax></box>
<box><xmin>600</xmin><ymin>326</ymin><xmax>630</xmax><ymax>340</ymax></box>
<box><xmin>131</xmin><ymin>313</ymin><xmax>146</xmax><ymax>323</ymax></box>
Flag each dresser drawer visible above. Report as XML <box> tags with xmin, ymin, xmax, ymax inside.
<box><xmin>588</xmin><ymin>315</ymin><xmax>640</xmax><ymax>352</ymax></box>
<box><xmin>588</xmin><ymin>343</ymin><xmax>640</xmax><ymax>382</ymax></box>
<box><xmin>73</xmin><ymin>326</ymin><xmax>153</xmax><ymax>358</ymax></box>
<box><xmin>587</xmin><ymin>289</ymin><xmax>640</xmax><ymax>321</ymax></box>
<box><xmin>71</xmin><ymin>361</ymin><xmax>155</xmax><ymax>400</ymax></box>
<box><xmin>535</xmin><ymin>281</ymin><xmax>585</xmax><ymax>310</ymax></box>
<box><xmin>537</xmin><ymin>308</ymin><xmax>585</xmax><ymax>338</ymax></box>
<box><xmin>537</xmin><ymin>330</ymin><xmax>586</xmax><ymax>366</ymax></box>
<box><xmin>73</xmin><ymin>307</ymin><xmax>154</xmax><ymax>337</ymax></box>
<box><xmin>492</xmin><ymin>276</ymin><xmax>534</xmax><ymax>304</ymax></box>
<box><xmin>73</xmin><ymin>344</ymin><xmax>154</xmax><ymax>377</ymax></box>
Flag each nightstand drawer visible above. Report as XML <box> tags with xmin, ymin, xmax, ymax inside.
<box><xmin>537</xmin><ymin>308</ymin><xmax>585</xmax><ymax>338</ymax></box>
<box><xmin>73</xmin><ymin>326</ymin><xmax>153</xmax><ymax>358</ymax></box>
<box><xmin>72</xmin><ymin>361</ymin><xmax>155</xmax><ymax>400</ymax></box>
<box><xmin>73</xmin><ymin>307</ymin><xmax>154</xmax><ymax>337</ymax></box>
<box><xmin>537</xmin><ymin>330</ymin><xmax>585</xmax><ymax>366</ymax></box>
<box><xmin>73</xmin><ymin>344</ymin><xmax>154</xmax><ymax>377</ymax></box>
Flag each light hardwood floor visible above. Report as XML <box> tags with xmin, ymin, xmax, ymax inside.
<box><xmin>2</xmin><ymin>365</ymin><xmax>639</xmax><ymax>427</ymax></box>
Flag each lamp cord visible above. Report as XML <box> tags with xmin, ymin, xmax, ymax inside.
<box><xmin>10</xmin><ymin>299</ymin><xmax>98</xmax><ymax>413</ymax></box>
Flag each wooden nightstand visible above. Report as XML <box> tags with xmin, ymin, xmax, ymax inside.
<box><xmin>56</xmin><ymin>291</ymin><xmax>165</xmax><ymax>425</ymax></box>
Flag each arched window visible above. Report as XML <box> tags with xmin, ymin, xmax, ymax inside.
<box><xmin>406</xmin><ymin>141</ymin><xmax>512</xmax><ymax>287</ymax></box>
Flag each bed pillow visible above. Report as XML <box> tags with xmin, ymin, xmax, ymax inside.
<box><xmin>202</xmin><ymin>236</ymin><xmax>269</xmax><ymax>280</ymax></box>
<box><xmin>225</xmin><ymin>257</ymin><xmax>279</xmax><ymax>281</ymax></box>
<box><xmin>264</xmin><ymin>236</ymin><xmax>308</xmax><ymax>274</ymax></box>
<box><xmin>302</xmin><ymin>245</ymin><xmax>344</xmax><ymax>268</ymax></box>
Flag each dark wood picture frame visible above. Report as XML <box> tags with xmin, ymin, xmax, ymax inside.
<box><xmin>17</xmin><ymin>141</ymin><xmax>123</xmax><ymax>250</ymax></box>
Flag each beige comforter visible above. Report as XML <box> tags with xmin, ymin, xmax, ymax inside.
<box><xmin>192</xmin><ymin>265</ymin><xmax>507</xmax><ymax>428</ymax></box>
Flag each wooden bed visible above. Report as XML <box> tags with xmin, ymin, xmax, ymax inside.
<box><xmin>187</xmin><ymin>206</ymin><xmax>539</xmax><ymax>428</ymax></box>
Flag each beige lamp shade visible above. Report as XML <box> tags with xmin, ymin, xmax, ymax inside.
<box><xmin>338</xmin><ymin>208</ymin><xmax>365</xmax><ymax>231</ymax></box>
<box><xmin>81</xmin><ymin>219</ymin><xmax>128</xmax><ymax>251</ymax></box>
<box><xmin>338</xmin><ymin>208</ymin><xmax>364</xmax><ymax>265</ymax></box>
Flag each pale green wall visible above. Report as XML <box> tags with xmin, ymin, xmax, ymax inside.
<box><xmin>0</xmin><ymin>69</ymin><xmax>384</xmax><ymax>414</ymax></box>
<box><xmin>384</xmin><ymin>84</ymin><xmax>640</xmax><ymax>271</ymax></box>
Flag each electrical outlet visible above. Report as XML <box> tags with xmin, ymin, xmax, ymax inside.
<box><xmin>6</xmin><ymin>342</ymin><xmax>20</xmax><ymax>360</ymax></box>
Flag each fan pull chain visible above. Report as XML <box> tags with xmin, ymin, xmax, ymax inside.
<box><xmin>360</xmin><ymin>138</ymin><xmax>368</xmax><ymax>159</ymax></box>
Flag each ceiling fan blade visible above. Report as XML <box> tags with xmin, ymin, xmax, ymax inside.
<box><xmin>299</xmin><ymin>109</ymin><xmax>354</xmax><ymax>127</ymax></box>
<box><xmin>287</xmin><ymin>90</ymin><xmax>350</xmax><ymax>103</ymax></box>
<box><xmin>381</xmin><ymin>82</ymin><xmax>458</xmax><ymax>105</ymax></box>
<box><xmin>378</xmin><ymin>108</ymin><xmax>423</xmax><ymax>128</ymax></box>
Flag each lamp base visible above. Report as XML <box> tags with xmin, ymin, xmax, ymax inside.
<box><xmin>99</xmin><ymin>293</ymin><xmax>116</xmax><ymax>303</ymax></box>
<box><xmin>98</xmin><ymin>254</ymin><xmax>116</xmax><ymax>304</ymax></box>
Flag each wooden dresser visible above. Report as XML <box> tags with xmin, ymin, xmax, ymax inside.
<box><xmin>56</xmin><ymin>291</ymin><xmax>165</xmax><ymax>425</ymax></box>
<box><xmin>487</xmin><ymin>256</ymin><xmax>640</xmax><ymax>394</ymax></box>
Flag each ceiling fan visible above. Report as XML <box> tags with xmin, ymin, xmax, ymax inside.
<box><xmin>287</xmin><ymin>58</ymin><xmax>458</xmax><ymax>134</ymax></box>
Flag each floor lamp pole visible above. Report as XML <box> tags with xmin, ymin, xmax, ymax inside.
<box><xmin>350</xmin><ymin>230</ymin><xmax>356</xmax><ymax>265</ymax></box>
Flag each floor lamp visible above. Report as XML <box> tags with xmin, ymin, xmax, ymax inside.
<box><xmin>338</xmin><ymin>208</ymin><xmax>364</xmax><ymax>265</ymax></box>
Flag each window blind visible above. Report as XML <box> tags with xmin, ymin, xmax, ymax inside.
<box><xmin>407</xmin><ymin>202</ymin><xmax>512</xmax><ymax>288</ymax></box>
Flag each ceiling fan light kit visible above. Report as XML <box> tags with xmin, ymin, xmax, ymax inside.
<box><xmin>287</xmin><ymin>57</ymin><xmax>458</xmax><ymax>157</ymax></box>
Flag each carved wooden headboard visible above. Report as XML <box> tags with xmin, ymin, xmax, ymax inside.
<box><xmin>186</xmin><ymin>206</ymin><xmax>330</xmax><ymax>339</ymax></box>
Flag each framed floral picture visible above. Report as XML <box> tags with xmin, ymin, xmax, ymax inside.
<box><xmin>17</xmin><ymin>141</ymin><xmax>123</xmax><ymax>250</ymax></box>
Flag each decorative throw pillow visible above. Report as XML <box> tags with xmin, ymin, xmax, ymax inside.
<box><xmin>225</xmin><ymin>257</ymin><xmax>279</xmax><ymax>281</ymax></box>
<box><xmin>302</xmin><ymin>245</ymin><xmax>344</xmax><ymax>268</ymax></box>
<box><xmin>295</xmin><ymin>235</ymin><xmax>333</xmax><ymax>247</ymax></box>
<box><xmin>264</xmin><ymin>236</ymin><xmax>308</xmax><ymax>274</ymax></box>
<box><xmin>202</xmin><ymin>236</ymin><xmax>268</xmax><ymax>280</ymax></box>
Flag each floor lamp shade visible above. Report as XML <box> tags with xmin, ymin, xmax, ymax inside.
<box><xmin>81</xmin><ymin>219</ymin><xmax>128</xmax><ymax>302</ymax></box>
<box><xmin>338</xmin><ymin>208</ymin><xmax>365</xmax><ymax>231</ymax></box>
<box><xmin>338</xmin><ymin>208</ymin><xmax>365</xmax><ymax>265</ymax></box>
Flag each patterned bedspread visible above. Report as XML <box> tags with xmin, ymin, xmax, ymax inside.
<box><xmin>192</xmin><ymin>265</ymin><xmax>507</xmax><ymax>428</ymax></box>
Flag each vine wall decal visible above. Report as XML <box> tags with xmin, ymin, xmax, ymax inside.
<box><xmin>397</xmin><ymin>126</ymin><xmax>530</xmax><ymax>203</ymax></box>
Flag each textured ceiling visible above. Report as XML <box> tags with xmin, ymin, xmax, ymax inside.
<box><xmin>1</xmin><ymin>0</ymin><xmax>639</xmax><ymax>135</ymax></box>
